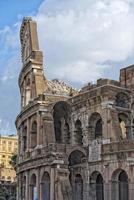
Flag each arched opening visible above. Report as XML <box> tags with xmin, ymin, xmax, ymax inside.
<box><xmin>111</xmin><ymin>169</ymin><xmax>129</xmax><ymax>200</ymax></box>
<box><xmin>118</xmin><ymin>113</ymin><xmax>129</xmax><ymax>139</ymax></box>
<box><xmin>96</xmin><ymin>174</ymin><xmax>104</xmax><ymax>200</ymax></box>
<box><xmin>74</xmin><ymin>174</ymin><xmax>83</xmax><ymax>200</ymax></box>
<box><xmin>90</xmin><ymin>171</ymin><xmax>104</xmax><ymax>200</ymax></box>
<box><xmin>68</xmin><ymin>151</ymin><xmax>85</xmax><ymax>200</ymax></box>
<box><xmin>115</xmin><ymin>92</ymin><xmax>129</xmax><ymax>108</ymax></box>
<box><xmin>69</xmin><ymin>150</ymin><xmax>85</xmax><ymax>167</ymax></box>
<box><xmin>41</xmin><ymin>172</ymin><xmax>50</xmax><ymax>200</ymax></box>
<box><xmin>30</xmin><ymin>121</ymin><xmax>37</xmax><ymax>148</ymax></box>
<box><xmin>30</xmin><ymin>174</ymin><xmax>38</xmax><ymax>200</ymax></box>
<box><xmin>53</xmin><ymin>101</ymin><xmax>71</xmax><ymax>144</ymax></box>
<box><xmin>23</xmin><ymin>126</ymin><xmax>27</xmax><ymax>151</ymax></box>
<box><xmin>95</xmin><ymin>119</ymin><xmax>102</xmax><ymax>139</ymax></box>
<box><xmin>89</xmin><ymin>113</ymin><xmax>103</xmax><ymax>139</ymax></box>
<box><xmin>119</xmin><ymin>171</ymin><xmax>129</xmax><ymax>200</ymax></box>
<box><xmin>74</xmin><ymin>120</ymin><xmax>83</xmax><ymax>145</ymax></box>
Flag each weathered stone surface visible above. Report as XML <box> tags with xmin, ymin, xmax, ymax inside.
<box><xmin>16</xmin><ymin>17</ymin><xmax>134</xmax><ymax>200</ymax></box>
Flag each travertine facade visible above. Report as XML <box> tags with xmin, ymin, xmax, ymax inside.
<box><xmin>16</xmin><ymin>17</ymin><xmax>134</xmax><ymax>200</ymax></box>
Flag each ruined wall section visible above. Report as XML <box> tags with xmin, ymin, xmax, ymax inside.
<box><xmin>19</xmin><ymin>17</ymin><xmax>46</xmax><ymax>108</ymax></box>
<box><xmin>120</xmin><ymin>65</ymin><xmax>134</xmax><ymax>90</ymax></box>
<box><xmin>69</xmin><ymin>83</ymin><xmax>131</xmax><ymax>147</ymax></box>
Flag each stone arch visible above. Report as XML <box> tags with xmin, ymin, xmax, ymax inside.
<box><xmin>73</xmin><ymin>174</ymin><xmax>83</xmax><ymax>200</ymax></box>
<box><xmin>66</xmin><ymin>146</ymin><xmax>86</xmax><ymax>158</ymax></box>
<box><xmin>68</xmin><ymin>150</ymin><xmax>85</xmax><ymax>200</ymax></box>
<box><xmin>118</xmin><ymin>113</ymin><xmax>130</xmax><ymax>139</ymax></box>
<box><xmin>22</xmin><ymin>126</ymin><xmax>27</xmax><ymax>151</ymax></box>
<box><xmin>74</xmin><ymin>119</ymin><xmax>83</xmax><ymax>145</ymax></box>
<box><xmin>30</xmin><ymin>174</ymin><xmax>38</xmax><ymax>200</ymax></box>
<box><xmin>115</xmin><ymin>92</ymin><xmax>129</xmax><ymax>108</ymax></box>
<box><xmin>53</xmin><ymin>101</ymin><xmax>71</xmax><ymax>144</ymax></box>
<box><xmin>41</xmin><ymin>172</ymin><xmax>50</xmax><ymax>200</ymax></box>
<box><xmin>89</xmin><ymin>171</ymin><xmax>104</xmax><ymax>200</ymax></box>
<box><xmin>89</xmin><ymin>112</ymin><xmax>103</xmax><ymax>139</ymax></box>
<box><xmin>68</xmin><ymin>150</ymin><xmax>85</xmax><ymax>167</ymax></box>
<box><xmin>30</xmin><ymin>121</ymin><xmax>37</xmax><ymax>148</ymax></box>
<box><xmin>111</xmin><ymin>169</ymin><xmax>129</xmax><ymax>200</ymax></box>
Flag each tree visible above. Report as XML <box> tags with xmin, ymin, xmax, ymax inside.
<box><xmin>9</xmin><ymin>154</ymin><xmax>18</xmax><ymax>171</ymax></box>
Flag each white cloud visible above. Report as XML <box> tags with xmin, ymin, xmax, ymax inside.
<box><xmin>0</xmin><ymin>22</ymin><xmax>21</xmax><ymax>133</ymax></box>
<box><xmin>35</xmin><ymin>0</ymin><xmax>134</xmax><ymax>84</ymax></box>
<box><xmin>1</xmin><ymin>0</ymin><xmax>134</xmax><ymax>132</ymax></box>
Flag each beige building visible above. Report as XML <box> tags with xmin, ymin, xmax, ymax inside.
<box><xmin>0</xmin><ymin>135</ymin><xmax>18</xmax><ymax>182</ymax></box>
<box><xmin>16</xmin><ymin>17</ymin><xmax>134</xmax><ymax>200</ymax></box>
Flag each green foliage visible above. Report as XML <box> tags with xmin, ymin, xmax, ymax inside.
<box><xmin>9</xmin><ymin>154</ymin><xmax>18</xmax><ymax>171</ymax></box>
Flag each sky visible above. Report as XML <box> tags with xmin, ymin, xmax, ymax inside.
<box><xmin>1</xmin><ymin>0</ymin><xmax>134</xmax><ymax>134</ymax></box>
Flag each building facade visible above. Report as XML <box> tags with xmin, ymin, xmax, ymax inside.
<box><xmin>0</xmin><ymin>135</ymin><xmax>17</xmax><ymax>182</ymax></box>
<box><xmin>0</xmin><ymin>135</ymin><xmax>17</xmax><ymax>200</ymax></box>
<box><xmin>16</xmin><ymin>17</ymin><xmax>134</xmax><ymax>200</ymax></box>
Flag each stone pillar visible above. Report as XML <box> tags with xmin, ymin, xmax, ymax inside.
<box><xmin>18</xmin><ymin>173</ymin><xmax>23</xmax><ymax>200</ymax></box>
<box><xmin>129</xmin><ymin>182</ymin><xmax>134</xmax><ymax>200</ymax></box>
<box><xmin>29</xmin><ymin>184</ymin><xmax>32</xmax><ymax>200</ymax></box>
<box><xmin>20</xmin><ymin>126</ymin><xmax>23</xmax><ymax>154</ymax></box>
<box><xmin>83</xmin><ymin>177</ymin><xmax>90</xmax><ymax>200</ymax></box>
<box><xmin>81</xmin><ymin>165</ymin><xmax>89</xmax><ymax>200</ymax></box>
<box><xmin>55</xmin><ymin>166</ymin><xmax>72</xmax><ymax>200</ymax></box>
<box><xmin>102</xmin><ymin>107</ymin><xmax>110</xmax><ymax>140</ymax></box>
<box><xmin>82</xmin><ymin>127</ymin><xmax>89</xmax><ymax>147</ymax></box>
<box><xmin>43</xmin><ymin>113</ymin><xmax>55</xmax><ymax>144</ymax></box>
<box><xmin>89</xmin><ymin>181</ymin><xmax>96</xmax><ymax>200</ymax></box>
<box><xmin>37</xmin><ymin>111</ymin><xmax>41</xmax><ymax>146</ymax></box>
<box><xmin>104</xmin><ymin>181</ymin><xmax>110</xmax><ymax>200</ymax></box>
<box><xmin>17</xmin><ymin>175</ymin><xmax>20</xmax><ymax>200</ymax></box>
<box><xmin>102</xmin><ymin>100</ymin><xmax>115</xmax><ymax>140</ymax></box>
<box><xmin>27</xmin><ymin>117</ymin><xmax>30</xmax><ymax>149</ymax></box>
<box><xmin>37</xmin><ymin>169</ymin><xmax>40</xmax><ymax>200</ymax></box>
<box><xmin>26</xmin><ymin>171</ymin><xmax>29</xmax><ymax>200</ymax></box>
<box><xmin>88</xmin><ymin>126</ymin><xmax>95</xmax><ymax>142</ymax></box>
<box><xmin>126</xmin><ymin>125</ymin><xmax>132</xmax><ymax>140</ymax></box>
<box><xmin>111</xmin><ymin>180</ymin><xmax>118</xmax><ymax>200</ymax></box>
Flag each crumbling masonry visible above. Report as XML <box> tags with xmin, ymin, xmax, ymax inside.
<box><xmin>16</xmin><ymin>17</ymin><xmax>134</xmax><ymax>200</ymax></box>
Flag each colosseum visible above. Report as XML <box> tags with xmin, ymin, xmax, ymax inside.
<box><xmin>16</xmin><ymin>17</ymin><xmax>134</xmax><ymax>200</ymax></box>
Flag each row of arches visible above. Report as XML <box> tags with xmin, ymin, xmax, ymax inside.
<box><xmin>21</xmin><ymin>100</ymin><xmax>132</xmax><ymax>151</ymax></box>
<box><xmin>68</xmin><ymin>150</ymin><xmax>129</xmax><ymax>200</ymax></box>
<box><xmin>22</xmin><ymin>172</ymin><xmax>50</xmax><ymax>200</ymax></box>
<box><xmin>22</xmin><ymin>121</ymin><xmax>37</xmax><ymax>151</ymax></box>
<box><xmin>25</xmin><ymin>170</ymin><xmax>129</xmax><ymax>200</ymax></box>
<box><xmin>70</xmin><ymin>170</ymin><xmax>129</xmax><ymax>200</ymax></box>
<box><xmin>53</xmin><ymin>101</ymin><xmax>131</xmax><ymax>144</ymax></box>
<box><xmin>53</xmin><ymin>102</ymin><xmax>103</xmax><ymax>145</ymax></box>
<box><xmin>20</xmin><ymin>149</ymin><xmax>130</xmax><ymax>200</ymax></box>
